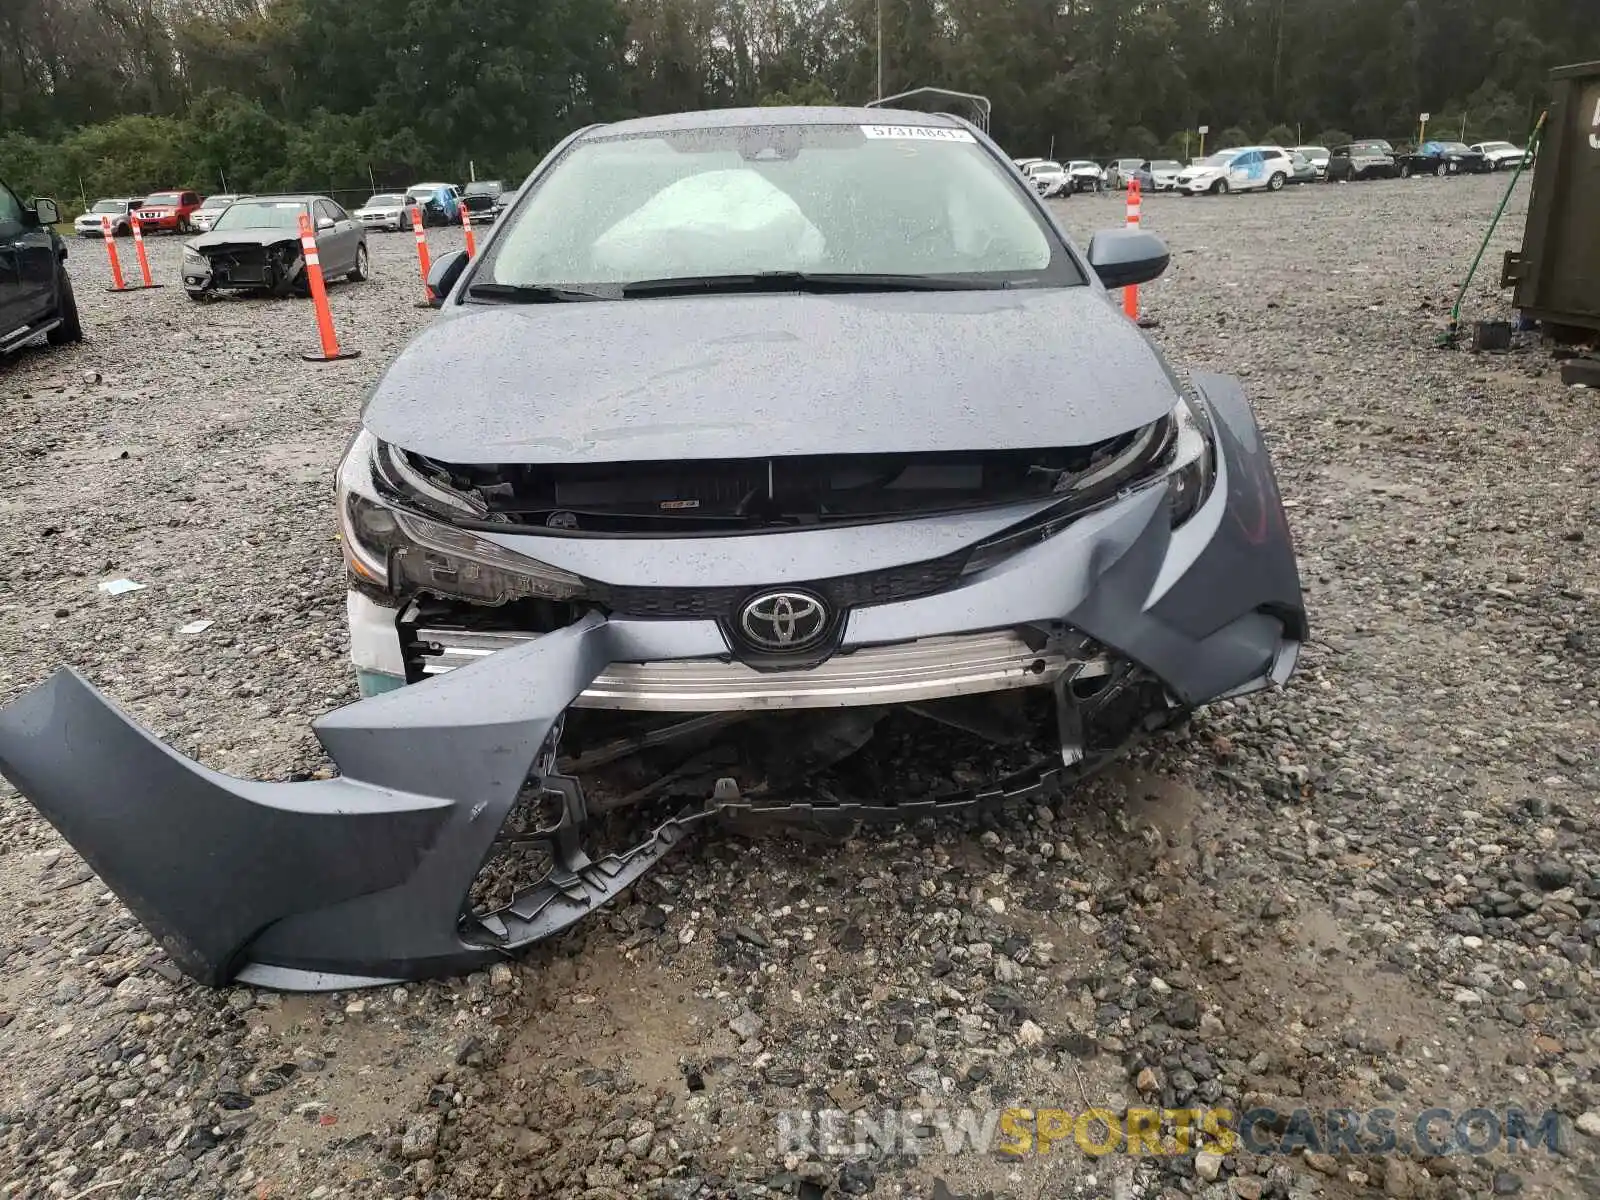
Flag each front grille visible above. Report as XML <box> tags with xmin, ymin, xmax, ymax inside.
<box><xmin>589</xmin><ymin>546</ymin><xmax>969</xmax><ymax>620</ymax></box>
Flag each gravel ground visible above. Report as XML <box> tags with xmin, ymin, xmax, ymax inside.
<box><xmin>2</xmin><ymin>176</ymin><xmax>1598</xmax><ymax>1200</ymax></box>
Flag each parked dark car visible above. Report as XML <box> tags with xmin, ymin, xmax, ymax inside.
<box><xmin>0</xmin><ymin>106</ymin><xmax>1307</xmax><ymax>988</ymax></box>
<box><xmin>181</xmin><ymin>194</ymin><xmax>368</xmax><ymax>300</ymax></box>
<box><xmin>461</xmin><ymin>180</ymin><xmax>508</xmax><ymax>223</ymax></box>
<box><xmin>1326</xmin><ymin>142</ymin><xmax>1398</xmax><ymax>181</ymax></box>
<box><xmin>1396</xmin><ymin>141</ymin><xmax>1489</xmax><ymax>177</ymax></box>
<box><xmin>1286</xmin><ymin>152</ymin><xmax>1319</xmax><ymax>184</ymax></box>
<box><xmin>0</xmin><ymin>179</ymin><xmax>81</xmax><ymax>355</ymax></box>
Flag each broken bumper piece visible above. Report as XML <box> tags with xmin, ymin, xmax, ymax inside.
<box><xmin>0</xmin><ymin>613</ymin><xmax>700</xmax><ymax>989</ymax></box>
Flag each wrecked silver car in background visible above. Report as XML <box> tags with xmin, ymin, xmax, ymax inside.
<box><xmin>182</xmin><ymin>195</ymin><xmax>369</xmax><ymax>301</ymax></box>
<box><xmin>0</xmin><ymin>108</ymin><xmax>1306</xmax><ymax>990</ymax></box>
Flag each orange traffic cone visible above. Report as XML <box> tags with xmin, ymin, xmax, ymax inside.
<box><xmin>1123</xmin><ymin>178</ymin><xmax>1141</xmax><ymax>321</ymax></box>
<box><xmin>410</xmin><ymin>205</ymin><xmax>433</xmax><ymax>307</ymax></box>
<box><xmin>297</xmin><ymin>212</ymin><xmax>360</xmax><ymax>363</ymax></box>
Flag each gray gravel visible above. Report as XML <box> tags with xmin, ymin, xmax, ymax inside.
<box><xmin>3</xmin><ymin>177</ymin><xmax>1599</xmax><ymax>1200</ymax></box>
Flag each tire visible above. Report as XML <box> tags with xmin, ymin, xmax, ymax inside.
<box><xmin>348</xmin><ymin>243</ymin><xmax>369</xmax><ymax>283</ymax></box>
<box><xmin>1211</xmin><ymin>179</ymin><xmax>1229</xmax><ymax>195</ymax></box>
<box><xmin>185</xmin><ymin>289</ymin><xmax>208</xmax><ymax>302</ymax></box>
<box><xmin>1398</xmin><ymin>162</ymin><xmax>1412</xmax><ymax>179</ymax></box>
<box><xmin>46</xmin><ymin>269</ymin><xmax>83</xmax><ymax>345</ymax></box>
<box><xmin>1267</xmin><ymin>172</ymin><xmax>1285</xmax><ymax>192</ymax></box>
<box><xmin>1434</xmin><ymin>162</ymin><xmax>1448</xmax><ymax>177</ymax></box>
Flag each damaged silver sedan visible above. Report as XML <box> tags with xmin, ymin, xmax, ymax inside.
<box><xmin>181</xmin><ymin>194</ymin><xmax>369</xmax><ymax>300</ymax></box>
<box><xmin>0</xmin><ymin>107</ymin><xmax>1306</xmax><ymax>990</ymax></box>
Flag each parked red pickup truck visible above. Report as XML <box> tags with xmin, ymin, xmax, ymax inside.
<box><xmin>135</xmin><ymin>189</ymin><xmax>202</xmax><ymax>233</ymax></box>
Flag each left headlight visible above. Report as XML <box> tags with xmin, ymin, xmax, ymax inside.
<box><xmin>335</xmin><ymin>428</ymin><xmax>586</xmax><ymax>604</ymax></box>
<box><xmin>959</xmin><ymin>395</ymin><xmax>1217</xmax><ymax>576</ymax></box>
<box><xmin>1165</xmin><ymin>392</ymin><xmax>1216</xmax><ymax>526</ymax></box>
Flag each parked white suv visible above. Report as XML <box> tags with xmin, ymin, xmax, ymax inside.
<box><xmin>1175</xmin><ymin>146</ymin><xmax>1294</xmax><ymax>195</ymax></box>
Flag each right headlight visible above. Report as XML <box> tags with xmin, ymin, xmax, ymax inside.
<box><xmin>335</xmin><ymin>428</ymin><xmax>585</xmax><ymax>605</ymax></box>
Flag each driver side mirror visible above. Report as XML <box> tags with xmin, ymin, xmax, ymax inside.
<box><xmin>31</xmin><ymin>197</ymin><xmax>60</xmax><ymax>225</ymax></box>
<box><xmin>426</xmin><ymin>249</ymin><xmax>470</xmax><ymax>308</ymax></box>
<box><xmin>1086</xmin><ymin>230</ymin><xmax>1170</xmax><ymax>289</ymax></box>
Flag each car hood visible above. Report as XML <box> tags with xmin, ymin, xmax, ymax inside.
<box><xmin>363</xmin><ymin>288</ymin><xmax>1180</xmax><ymax>464</ymax></box>
<box><xmin>188</xmin><ymin>229</ymin><xmax>299</xmax><ymax>251</ymax></box>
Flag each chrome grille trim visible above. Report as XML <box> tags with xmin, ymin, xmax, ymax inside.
<box><xmin>407</xmin><ymin>627</ymin><xmax>1107</xmax><ymax>711</ymax></box>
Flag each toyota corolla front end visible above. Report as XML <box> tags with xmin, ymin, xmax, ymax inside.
<box><xmin>0</xmin><ymin>107</ymin><xmax>1305</xmax><ymax>991</ymax></box>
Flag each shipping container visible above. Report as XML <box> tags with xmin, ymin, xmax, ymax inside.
<box><xmin>1501</xmin><ymin>60</ymin><xmax>1600</xmax><ymax>337</ymax></box>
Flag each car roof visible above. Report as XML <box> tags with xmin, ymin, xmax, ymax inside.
<box><xmin>584</xmin><ymin>105</ymin><xmax>966</xmax><ymax>139</ymax></box>
<box><xmin>221</xmin><ymin>193</ymin><xmax>322</xmax><ymax>206</ymax></box>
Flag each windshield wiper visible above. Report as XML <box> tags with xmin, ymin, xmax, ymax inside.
<box><xmin>620</xmin><ymin>271</ymin><xmax>1009</xmax><ymax>298</ymax></box>
<box><xmin>467</xmin><ymin>283</ymin><xmax>612</xmax><ymax>303</ymax></box>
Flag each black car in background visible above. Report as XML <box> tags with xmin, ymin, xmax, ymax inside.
<box><xmin>1326</xmin><ymin>141</ymin><xmax>1399</xmax><ymax>181</ymax></box>
<box><xmin>1397</xmin><ymin>141</ymin><xmax>1490</xmax><ymax>177</ymax></box>
<box><xmin>461</xmin><ymin>179</ymin><xmax>509</xmax><ymax>223</ymax></box>
<box><xmin>0</xmin><ymin>178</ymin><xmax>80</xmax><ymax>356</ymax></box>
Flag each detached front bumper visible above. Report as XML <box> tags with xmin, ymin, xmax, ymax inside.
<box><xmin>0</xmin><ymin>374</ymin><xmax>1305</xmax><ymax>989</ymax></box>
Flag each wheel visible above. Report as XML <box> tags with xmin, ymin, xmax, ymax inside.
<box><xmin>1211</xmin><ymin>179</ymin><xmax>1229</xmax><ymax>195</ymax></box>
<box><xmin>116</xmin><ymin>221</ymin><xmax>131</xmax><ymax>237</ymax></box>
<box><xmin>1267</xmin><ymin>172</ymin><xmax>1285</xmax><ymax>191</ymax></box>
<box><xmin>1398</xmin><ymin>162</ymin><xmax>1412</xmax><ymax>178</ymax></box>
<box><xmin>185</xmin><ymin>288</ymin><xmax>208</xmax><ymax>302</ymax></box>
<box><xmin>46</xmin><ymin>269</ymin><xmax>83</xmax><ymax>344</ymax></box>
<box><xmin>400</xmin><ymin>210</ymin><xmax>412</xmax><ymax>231</ymax></box>
<box><xmin>348</xmin><ymin>243</ymin><xmax>369</xmax><ymax>283</ymax></box>
<box><xmin>1434</xmin><ymin>162</ymin><xmax>1448</xmax><ymax>177</ymax></box>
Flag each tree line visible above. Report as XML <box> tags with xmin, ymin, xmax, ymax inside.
<box><xmin>1</xmin><ymin>0</ymin><xmax>1592</xmax><ymax>206</ymax></box>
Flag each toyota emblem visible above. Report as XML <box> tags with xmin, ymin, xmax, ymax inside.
<box><xmin>738</xmin><ymin>591</ymin><xmax>830</xmax><ymax>651</ymax></box>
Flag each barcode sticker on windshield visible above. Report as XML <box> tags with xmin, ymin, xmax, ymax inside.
<box><xmin>861</xmin><ymin>125</ymin><xmax>976</xmax><ymax>143</ymax></box>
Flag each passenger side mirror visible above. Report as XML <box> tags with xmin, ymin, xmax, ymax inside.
<box><xmin>426</xmin><ymin>249</ymin><xmax>470</xmax><ymax>307</ymax></box>
<box><xmin>1086</xmin><ymin>230</ymin><xmax>1170</xmax><ymax>289</ymax></box>
<box><xmin>31</xmin><ymin>197</ymin><xmax>60</xmax><ymax>225</ymax></box>
<box><xmin>316</xmin><ymin>216</ymin><xmax>335</xmax><ymax>231</ymax></box>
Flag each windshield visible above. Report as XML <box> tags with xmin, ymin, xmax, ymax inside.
<box><xmin>1028</xmin><ymin>161</ymin><xmax>1062</xmax><ymax>173</ymax></box>
<box><xmin>210</xmin><ymin>200</ymin><xmax>308</xmax><ymax>232</ymax></box>
<box><xmin>408</xmin><ymin>186</ymin><xmax>443</xmax><ymax>198</ymax></box>
<box><xmin>478</xmin><ymin>123</ymin><xmax>1078</xmax><ymax>292</ymax></box>
<box><xmin>1439</xmin><ymin>142</ymin><xmax>1470</xmax><ymax>153</ymax></box>
<box><xmin>1151</xmin><ymin>160</ymin><xmax>1181</xmax><ymax>171</ymax></box>
<box><xmin>199</xmin><ymin>195</ymin><xmax>235</xmax><ymax>210</ymax></box>
<box><xmin>145</xmin><ymin>192</ymin><xmax>182</xmax><ymax>205</ymax></box>
<box><xmin>366</xmin><ymin>194</ymin><xmax>404</xmax><ymax>206</ymax></box>
<box><xmin>91</xmin><ymin>200</ymin><xmax>125</xmax><ymax>213</ymax></box>
<box><xmin>1479</xmin><ymin>142</ymin><xmax>1514</xmax><ymax>151</ymax></box>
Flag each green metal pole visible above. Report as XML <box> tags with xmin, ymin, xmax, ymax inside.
<box><xmin>1443</xmin><ymin>108</ymin><xmax>1547</xmax><ymax>346</ymax></box>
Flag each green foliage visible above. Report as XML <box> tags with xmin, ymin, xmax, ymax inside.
<box><xmin>1262</xmin><ymin>124</ymin><xmax>1295</xmax><ymax>146</ymax></box>
<box><xmin>760</xmin><ymin>80</ymin><xmax>839</xmax><ymax>106</ymax></box>
<box><xmin>1119</xmin><ymin>126</ymin><xmax>1162</xmax><ymax>158</ymax></box>
<box><xmin>1314</xmin><ymin>129</ymin><xmax>1354</xmax><ymax>149</ymax></box>
<box><xmin>0</xmin><ymin>0</ymin><xmax>1594</xmax><ymax>195</ymax></box>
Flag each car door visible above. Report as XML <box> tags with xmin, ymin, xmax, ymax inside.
<box><xmin>0</xmin><ymin>184</ymin><xmax>26</xmax><ymax>340</ymax></box>
<box><xmin>1230</xmin><ymin>151</ymin><xmax>1261</xmax><ymax>188</ymax></box>
<box><xmin>313</xmin><ymin>200</ymin><xmax>352</xmax><ymax>275</ymax></box>
<box><xmin>1</xmin><ymin>183</ymin><xmax>55</xmax><ymax>328</ymax></box>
